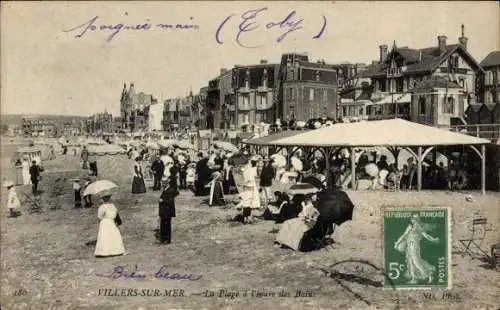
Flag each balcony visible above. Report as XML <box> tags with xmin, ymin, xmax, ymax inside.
<box><xmin>449</xmin><ymin>123</ymin><xmax>500</xmax><ymax>142</ymax></box>
<box><xmin>238</xmin><ymin>86</ymin><xmax>251</xmax><ymax>94</ymax></box>
<box><xmin>257</xmin><ymin>85</ymin><xmax>269</xmax><ymax>93</ymax></box>
<box><xmin>256</xmin><ymin>100</ymin><xmax>273</xmax><ymax>111</ymax></box>
<box><xmin>386</xmin><ymin>67</ymin><xmax>402</xmax><ymax>77</ymax></box>
<box><xmin>238</xmin><ymin>102</ymin><xmax>253</xmax><ymax>111</ymax></box>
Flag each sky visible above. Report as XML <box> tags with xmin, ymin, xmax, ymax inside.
<box><xmin>1</xmin><ymin>1</ymin><xmax>498</xmax><ymax>117</ymax></box>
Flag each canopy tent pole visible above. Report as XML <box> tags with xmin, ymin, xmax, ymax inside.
<box><xmin>351</xmin><ymin>147</ymin><xmax>356</xmax><ymax>190</ymax></box>
<box><xmin>417</xmin><ymin>146</ymin><xmax>423</xmax><ymax>191</ymax></box>
<box><xmin>481</xmin><ymin>144</ymin><xmax>486</xmax><ymax>195</ymax></box>
<box><xmin>466</xmin><ymin>144</ymin><xmax>486</xmax><ymax>195</ymax></box>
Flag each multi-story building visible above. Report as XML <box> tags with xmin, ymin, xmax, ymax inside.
<box><xmin>276</xmin><ymin>53</ymin><xmax>338</xmax><ymax>124</ymax></box>
<box><xmin>21</xmin><ymin>117</ymin><xmax>58</xmax><ymax>137</ymax></box>
<box><xmin>358</xmin><ymin>25</ymin><xmax>483</xmax><ymax>127</ymax></box>
<box><xmin>120</xmin><ymin>83</ymin><xmax>157</xmax><ymax>132</ymax></box>
<box><xmin>162</xmin><ymin>94</ymin><xmax>193</xmax><ymax>130</ymax></box>
<box><xmin>148</xmin><ymin>102</ymin><xmax>164</xmax><ymax>131</ymax></box>
<box><xmin>191</xmin><ymin>87</ymin><xmax>207</xmax><ymax>128</ymax></box>
<box><xmin>478</xmin><ymin>51</ymin><xmax>500</xmax><ymax>105</ymax></box>
<box><xmin>205</xmin><ymin>69</ymin><xmax>234</xmax><ymax>129</ymax></box>
<box><xmin>232</xmin><ymin>60</ymin><xmax>279</xmax><ymax>128</ymax></box>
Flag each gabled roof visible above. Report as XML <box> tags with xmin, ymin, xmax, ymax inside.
<box><xmin>480</xmin><ymin>51</ymin><xmax>500</xmax><ymax>68</ymax></box>
<box><xmin>480</xmin><ymin>102</ymin><xmax>498</xmax><ymax>112</ymax></box>
<box><xmin>368</xmin><ymin>44</ymin><xmax>484</xmax><ymax>77</ymax></box>
<box><xmin>412</xmin><ymin>77</ymin><xmax>462</xmax><ymax>91</ymax></box>
<box><xmin>244</xmin><ymin>130</ymin><xmax>310</xmax><ymax>145</ymax></box>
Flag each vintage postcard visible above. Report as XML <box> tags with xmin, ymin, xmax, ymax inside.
<box><xmin>1</xmin><ymin>1</ymin><xmax>499</xmax><ymax>309</ymax></box>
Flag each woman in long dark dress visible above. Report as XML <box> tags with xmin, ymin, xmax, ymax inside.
<box><xmin>222</xmin><ymin>158</ymin><xmax>237</xmax><ymax>195</ymax></box>
<box><xmin>132</xmin><ymin>157</ymin><xmax>147</xmax><ymax>194</ymax></box>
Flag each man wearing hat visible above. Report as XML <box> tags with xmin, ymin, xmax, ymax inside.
<box><xmin>260</xmin><ymin>157</ymin><xmax>275</xmax><ymax>206</ymax></box>
<box><xmin>5</xmin><ymin>180</ymin><xmax>21</xmax><ymax>218</ymax></box>
<box><xmin>29</xmin><ymin>160</ymin><xmax>42</xmax><ymax>195</ymax></box>
<box><xmin>157</xmin><ymin>178</ymin><xmax>179</xmax><ymax>244</ymax></box>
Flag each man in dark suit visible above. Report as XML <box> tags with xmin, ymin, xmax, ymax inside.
<box><xmin>29</xmin><ymin>161</ymin><xmax>41</xmax><ymax>195</ymax></box>
<box><xmin>157</xmin><ymin>179</ymin><xmax>179</xmax><ymax>244</ymax></box>
<box><xmin>260</xmin><ymin>158</ymin><xmax>275</xmax><ymax>205</ymax></box>
<box><xmin>151</xmin><ymin>157</ymin><xmax>165</xmax><ymax>191</ymax></box>
<box><xmin>195</xmin><ymin>152</ymin><xmax>210</xmax><ymax>196</ymax></box>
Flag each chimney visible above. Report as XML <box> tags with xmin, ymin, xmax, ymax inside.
<box><xmin>438</xmin><ymin>35</ymin><xmax>447</xmax><ymax>54</ymax></box>
<box><xmin>260</xmin><ymin>59</ymin><xmax>268</xmax><ymax>64</ymax></box>
<box><xmin>459</xmin><ymin>24</ymin><xmax>468</xmax><ymax>50</ymax></box>
<box><xmin>379</xmin><ymin>45</ymin><xmax>388</xmax><ymax>63</ymax></box>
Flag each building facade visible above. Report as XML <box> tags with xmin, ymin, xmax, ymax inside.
<box><xmin>478</xmin><ymin>51</ymin><xmax>500</xmax><ymax>105</ymax></box>
<box><xmin>232</xmin><ymin>61</ymin><xmax>279</xmax><ymax>128</ymax></box>
<box><xmin>120</xmin><ymin>83</ymin><xmax>157</xmax><ymax>132</ymax></box>
<box><xmin>277</xmin><ymin>53</ymin><xmax>338</xmax><ymax>123</ymax></box>
<box><xmin>361</xmin><ymin>25</ymin><xmax>483</xmax><ymax>126</ymax></box>
<box><xmin>205</xmin><ymin>69</ymin><xmax>233</xmax><ymax>129</ymax></box>
<box><xmin>21</xmin><ymin>117</ymin><xmax>58</xmax><ymax>137</ymax></box>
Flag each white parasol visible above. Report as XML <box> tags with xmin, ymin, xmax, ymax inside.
<box><xmin>83</xmin><ymin>180</ymin><xmax>118</xmax><ymax>197</ymax></box>
<box><xmin>270</xmin><ymin>154</ymin><xmax>286</xmax><ymax>167</ymax></box>
<box><xmin>291</xmin><ymin>156</ymin><xmax>303</xmax><ymax>171</ymax></box>
<box><xmin>365</xmin><ymin>163</ymin><xmax>379</xmax><ymax>177</ymax></box>
<box><xmin>213</xmin><ymin>141</ymin><xmax>239</xmax><ymax>153</ymax></box>
<box><xmin>296</xmin><ymin>121</ymin><xmax>306</xmax><ymax>128</ymax></box>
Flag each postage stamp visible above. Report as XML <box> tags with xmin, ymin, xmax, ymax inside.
<box><xmin>383</xmin><ymin>207</ymin><xmax>451</xmax><ymax>289</ymax></box>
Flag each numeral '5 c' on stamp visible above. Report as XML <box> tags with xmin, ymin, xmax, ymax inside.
<box><xmin>383</xmin><ymin>207</ymin><xmax>451</xmax><ymax>290</ymax></box>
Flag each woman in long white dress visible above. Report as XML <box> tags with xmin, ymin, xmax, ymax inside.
<box><xmin>244</xmin><ymin>160</ymin><xmax>260</xmax><ymax>209</ymax></box>
<box><xmin>275</xmin><ymin>195</ymin><xmax>320</xmax><ymax>251</ymax></box>
<box><xmin>394</xmin><ymin>214</ymin><xmax>439</xmax><ymax>284</ymax></box>
<box><xmin>21</xmin><ymin>157</ymin><xmax>31</xmax><ymax>185</ymax></box>
<box><xmin>95</xmin><ymin>192</ymin><xmax>125</xmax><ymax>257</ymax></box>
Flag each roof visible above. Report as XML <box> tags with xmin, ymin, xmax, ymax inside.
<box><xmin>251</xmin><ymin>119</ymin><xmax>490</xmax><ymax>147</ymax></box>
<box><xmin>412</xmin><ymin>77</ymin><xmax>462</xmax><ymax>91</ymax></box>
<box><xmin>244</xmin><ymin>130</ymin><xmax>310</xmax><ymax>145</ymax></box>
<box><xmin>368</xmin><ymin>44</ymin><xmax>483</xmax><ymax>77</ymax></box>
<box><xmin>480</xmin><ymin>51</ymin><xmax>500</xmax><ymax>68</ymax></box>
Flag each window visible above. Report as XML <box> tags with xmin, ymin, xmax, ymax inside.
<box><xmin>485</xmin><ymin>91</ymin><xmax>493</xmax><ymax>104</ymax></box>
<box><xmin>444</xmin><ymin>96</ymin><xmax>455</xmax><ymax>114</ymax></box>
<box><xmin>342</xmin><ymin>106</ymin><xmax>348</xmax><ymax>116</ymax></box>
<box><xmin>287</xmin><ymin>88</ymin><xmax>295</xmax><ymax>100</ymax></box>
<box><xmin>323</xmin><ymin>89</ymin><xmax>328</xmax><ymax>102</ymax></box>
<box><xmin>459</xmin><ymin>79</ymin><xmax>465</xmax><ymax>88</ymax></box>
<box><xmin>359</xmin><ymin>108</ymin><xmax>364</xmax><ymax>116</ymax></box>
<box><xmin>243</xmin><ymin>113</ymin><xmax>249</xmax><ymax>124</ymax></box>
<box><xmin>243</xmin><ymin>95</ymin><xmax>249</xmax><ymax>107</ymax></box>
<box><xmin>419</xmin><ymin>97</ymin><xmax>426</xmax><ymax>115</ymax></box>
<box><xmin>261</xmin><ymin>94</ymin><xmax>267</xmax><ymax>108</ymax></box>
<box><xmin>309</xmin><ymin>88</ymin><xmax>315</xmax><ymax>101</ymax></box>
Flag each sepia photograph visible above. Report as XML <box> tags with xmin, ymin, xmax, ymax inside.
<box><xmin>1</xmin><ymin>1</ymin><xmax>499</xmax><ymax>309</ymax></box>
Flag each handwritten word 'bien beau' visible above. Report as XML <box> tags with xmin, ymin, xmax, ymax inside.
<box><xmin>216</xmin><ymin>7</ymin><xmax>327</xmax><ymax>48</ymax></box>
<box><xmin>63</xmin><ymin>16</ymin><xmax>199</xmax><ymax>42</ymax></box>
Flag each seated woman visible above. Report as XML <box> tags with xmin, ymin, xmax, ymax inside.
<box><xmin>275</xmin><ymin>194</ymin><xmax>320</xmax><ymax>251</ymax></box>
<box><xmin>262</xmin><ymin>191</ymin><xmax>290</xmax><ymax>221</ymax></box>
<box><xmin>275</xmin><ymin>193</ymin><xmax>304</xmax><ymax>224</ymax></box>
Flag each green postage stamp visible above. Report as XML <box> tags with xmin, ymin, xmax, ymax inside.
<box><xmin>383</xmin><ymin>207</ymin><xmax>451</xmax><ymax>289</ymax></box>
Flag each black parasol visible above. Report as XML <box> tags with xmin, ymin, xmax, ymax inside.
<box><xmin>230</xmin><ymin>154</ymin><xmax>250</xmax><ymax>166</ymax></box>
<box><xmin>315</xmin><ymin>187</ymin><xmax>355</xmax><ymax>225</ymax></box>
<box><xmin>302</xmin><ymin>175</ymin><xmax>325</xmax><ymax>191</ymax></box>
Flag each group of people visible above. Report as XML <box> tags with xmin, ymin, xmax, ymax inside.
<box><xmin>13</xmin><ymin>157</ymin><xmax>44</xmax><ymax>196</ymax></box>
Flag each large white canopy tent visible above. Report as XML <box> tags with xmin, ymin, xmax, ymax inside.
<box><xmin>244</xmin><ymin>119</ymin><xmax>491</xmax><ymax>194</ymax></box>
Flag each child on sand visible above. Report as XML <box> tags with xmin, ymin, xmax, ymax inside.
<box><xmin>4</xmin><ymin>180</ymin><xmax>21</xmax><ymax>218</ymax></box>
